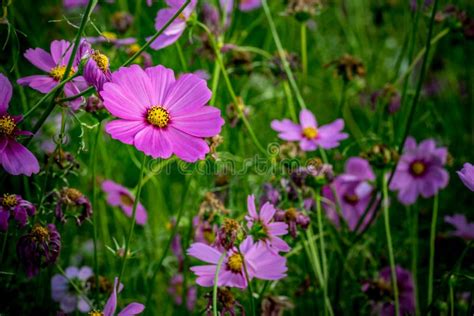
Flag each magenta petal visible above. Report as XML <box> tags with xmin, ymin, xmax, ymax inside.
<box><xmin>299</xmin><ymin>109</ymin><xmax>317</xmax><ymax>128</ymax></box>
<box><xmin>50</xmin><ymin>40</ymin><xmax>74</xmax><ymax>66</ymax></box>
<box><xmin>64</xmin><ymin>82</ymin><xmax>84</xmax><ymax>111</ymax></box>
<box><xmin>167</xmin><ymin>127</ymin><xmax>209</xmax><ymax>162</ymax></box>
<box><xmin>102</xmin><ymin>82</ymin><xmax>148</xmax><ymax>120</ymax></box>
<box><xmin>105</xmin><ymin>120</ymin><xmax>145</xmax><ymax>145</ymax></box>
<box><xmin>0</xmin><ymin>139</ymin><xmax>40</xmax><ymax>176</ymax></box>
<box><xmin>103</xmin><ymin>278</ymin><xmax>118</xmax><ymax>316</ymax></box>
<box><xmin>133</xmin><ymin>125</ymin><xmax>173</xmax><ymax>159</ymax></box>
<box><xmin>24</xmin><ymin>48</ymin><xmax>55</xmax><ymax>72</ymax></box>
<box><xmin>17</xmin><ymin>75</ymin><xmax>57</xmax><ymax>94</ymax></box>
<box><xmin>165</xmin><ymin>74</ymin><xmax>212</xmax><ymax>115</ymax></box>
<box><xmin>404</xmin><ymin>137</ymin><xmax>417</xmax><ymax>151</ymax></box>
<box><xmin>259</xmin><ymin>202</ymin><xmax>276</xmax><ymax>224</ymax></box>
<box><xmin>110</xmin><ymin>65</ymin><xmax>154</xmax><ymax>109</ymax></box>
<box><xmin>239</xmin><ymin>0</ymin><xmax>261</xmax><ymax>11</ymax></box>
<box><xmin>247</xmin><ymin>195</ymin><xmax>257</xmax><ymax>218</ymax></box>
<box><xmin>187</xmin><ymin>242</ymin><xmax>222</xmax><ymax>264</ymax></box>
<box><xmin>271</xmin><ymin>119</ymin><xmax>302</xmax><ymax>141</ymax></box>
<box><xmin>345</xmin><ymin>157</ymin><xmax>375</xmax><ymax>181</ymax></box>
<box><xmin>118</xmin><ymin>303</ymin><xmax>145</xmax><ymax>316</ymax></box>
<box><xmin>145</xmin><ymin>65</ymin><xmax>175</xmax><ymax>105</ymax></box>
<box><xmin>0</xmin><ymin>210</ymin><xmax>10</xmax><ymax>231</ymax></box>
<box><xmin>171</xmin><ymin>106</ymin><xmax>224</xmax><ymax>137</ymax></box>
<box><xmin>299</xmin><ymin>138</ymin><xmax>317</xmax><ymax>151</ymax></box>
<box><xmin>149</xmin><ymin>32</ymin><xmax>183</xmax><ymax>51</ymax></box>
<box><xmin>135</xmin><ymin>204</ymin><xmax>148</xmax><ymax>226</ymax></box>
<box><xmin>0</xmin><ymin>74</ymin><xmax>12</xmax><ymax>112</ymax></box>
<box><xmin>191</xmin><ymin>265</ymin><xmax>217</xmax><ymax>287</ymax></box>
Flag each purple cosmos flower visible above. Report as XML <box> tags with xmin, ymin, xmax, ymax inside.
<box><xmin>96</xmin><ymin>277</ymin><xmax>145</xmax><ymax>316</ymax></box>
<box><xmin>322</xmin><ymin>157</ymin><xmax>377</xmax><ymax>232</ymax></box>
<box><xmin>84</xmin><ymin>50</ymin><xmax>112</xmax><ymax>93</ymax></box>
<box><xmin>55</xmin><ymin>188</ymin><xmax>92</xmax><ymax>225</ymax></box>
<box><xmin>362</xmin><ymin>266</ymin><xmax>415</xmax><ymax>316</ymax></box>
<box><xmin>246</xmin><ymin>194</ymin><xmax>290</xmax><ymax>253</ymax></box>
<box><xmin>17</xmin><ymin>40</ymin><xmax>89</xmax><ymax>110</ymax></box>
<box><xmin>390</xmin><ymin>137</ymin><xmax>449</xmax><ymax>205</ymax></box>
<box><xmin>17</xmin><ymin>223</ymin><xmax>61</xmax><ymax>278</ymax></box>
<box><xmin>274</xmin><ymin>208</ymin><xmax>310</xmax><ymax>238</ymax></box>
<box><xmin>63</xmin><ymin>0</ymin><xmax>89</xmax><ymax>9</ymax></box>
<box><xmin>221</xmin><ymin>0</ymin><xmax>262</xmax><ymax>12</ymax></box>
<box><xmin>85</xmin><ymin>33</ymin><xmax>137</xmax><ymax>47</ymax></box>
<box><xmin>188</xmin><ymin>236</ymin><xmax>287</xmax><ymax>288</ymax></box>
<box><xmin>260</xmin><ymin>183</ymin><xmax>281</xmax><ymax>206</ymax></box>
<box><xmin>457</xmin><ymin>162</ymin><xmax>474</xmax><ymax>191</ymax></box>
<box><xmin>271</xmin><ymin>109</ymin><xmax>348</xmax><ymax>152</ymax></box>
<box><xmin>149</xmin><ymin>0</ymin><xmax>197</xmax><ymax>51</ymax></box>
<box><xmin>0</xmin><ymin>193</ymin><xmax>35</xmax><ymax>231</ymax></box>
<box><xmin>102</xmin><ymin>64</ymin><xmax>224</xmax><ymax>162</ymax></box>
<box><xmin>51</xmin><ymin>266</ymin><xmax>93</xmax><ymax>313</ymax></box>
<box><xmin>167</xmin><ymin>274</ymin><xmax>197</xmax><ymax>311</ymax></box>
<box><xmin>101</xmin><ymin>180</ymin><xmax>148</xmax><ymax>226</ymax></box>
<box><xmin>0</xmin><ymin>74</ymin><xmax>40</xmax><ymax>176</ymax></box>
<box><xmin>444</xmin><ymin>214</ymin><xmax>474</xmax><ymax>240</ymax></box>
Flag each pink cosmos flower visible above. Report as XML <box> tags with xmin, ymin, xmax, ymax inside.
<box><xmin>0</xmin><ymin>74</ymin><xmax>40</xmax><ymax>176</ymax></box>
<box><xmin>101</xmin><ymin>64</ymin><xmax>224</xmax><ymax>162</ymax></box>
<box><xmin>101</xmin><ymin>277</ymin><xmax>145</xmax><ymax>316</ymax></box>
<box><xmin>101</xmin><ymin>180</ymin><xmax>148</xmax><ymax>226</ymax></box>
<box><xmin>457</xmin><ymin>162</ymin><xmax>474</xmax><ymax>191</ymax></box>
<box><xmin>0</xmin><ymin>193</ymin><xmax>35</xmax><ymax>231</ymax></box>
<box><xmin>149</xmin><ymin>0</ymin><xmax>197</xmax><ymax>51</ymax></box>
<box><xmin>390</xmin><ymin>137</ymin><xmax>449</xmax><ymax>205</ymax></box>
<box><xmin>245</xmin><ymin>194</ymin><xmax>290</xmax><ymax>253</ymax></box>
<box><xmin>444</xmin><ymin>214</ymin><xmax>474</xmax><ymax>240</ymax></box>
<box><xmin>220</xmin><ymin>0</ymin><xmax>262</xmax><ymax>12</ymax></box>
<box><xmin>18</xmin><ymin>40</ymin><xmax>89</xmax><ymax>110</ymax></box>
<box><xmin>188</xmin><ymin>237</ymin><xmax>287</xmax><ymax>289</ymax></box>
<box><xmin>271</xmin><ymin>109</ymin><xmax>348</xmax><ymax>151</ymax></box>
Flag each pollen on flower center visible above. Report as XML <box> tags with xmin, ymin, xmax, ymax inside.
<box><xmin>88</xmin><ymin>311</ymin><xmax>104</xmax><ymax>316</ymax></box>
<box><xmin>0</xmin><ymin>115</ymin><xmax>16</xmax><ymax>136</ymax></box>
<box><xmin>119</xmin><ymin>193</ymin><xmax>134</xmax><ymax>207</ymax></box>
<box><xmin>302</xmin><ymin>127</ymin><xmax>318</xmax><ymax>139</ymax></box>
<box><xmin>285</xmin><ymin>207</ymin><xmax>298</xmax><ymax>221</ymax></box>
<box><xmin>410</xmin><ymin>161</ymin><xmax>426</xmax><ymax>176</ymax></box>
<box><xmin>92</xmin><ymin>51</ymin><xmax>109</xmax><ymax>73</ymax></box>
<box><xmin>2</xmin><ymin>194</ymin><xmax>18</xmax><ymax>207</ymax></box>
<box><xmin>31</xmin><ymin>225</ymin><xmax>50</xmax><ymax>242</ymax></box>
<box><xmin>147</xmin><ymin>106</ymin><xmax>170</xmax><ymax>128</ymax></box>
<box><xmin>227</xmin><ymin>253</ymin><xmax>243</xmax><ymax>273</ymax></box>
<box><xmin>64</xmin><ymin>188</ymin><xmax>83</xmax><ymax>202</ymax></box>
<box><xmin>50</xmin><ymin>66</ymin><xmax>75</xmax><ymax>81</ymax></box>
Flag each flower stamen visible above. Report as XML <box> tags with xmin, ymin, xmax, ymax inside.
<box><xmin>227</xmin><ymin>253</ymin><xmax>243</xmax><ymax>273</ymax></box>
<box><xmin>91</xmin><ymin>51</ymin><xmax>109</xmax><ymax>73</ymax></box>
<box><xmin>302</xmin><ymin>127</ymin><xmax>318</xmax><ymax>139</ymax></box>
<box><xmin>0</xmin><ymin>115</ymin><xmax>16</xmax><ymax>136</ymax></box>
<box><xmin>147</xmin><ymin>106</ymin><xmax>170</xmax><ymax>128</ymax></box>
<box><xmin>2</xmin><ymin>194</ymin><xmax>18</xmax><ymax>207</ymax></box>
<box><xmin>50</xmin><ymin>66</ymin><xmax>75</xmax><ymax>81</ymax></box>
<box><xmin>410</xmin><ymin>161</ymin><xmax>426</xmax><ymax>176</ymax></box>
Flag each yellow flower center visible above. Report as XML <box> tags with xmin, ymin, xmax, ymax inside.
<box><xmin>102</xmin><ymin>31</ymin><xmax>117</xmax><ymax>41</ymax></box>
<box><xmin>128</xmin><ymin>43</ymin><xmax>141</xmax><ymax>55</ymax></box>
<box><xmin>64</xmin><ymin>188</ymin><xmax>83</xmax><ymax>202</ymax></box>
<box><xmin>227</xmin><ymin>253</ymin><xmax>243</xmax><ymax>273</ymax></box>
<box><xmin>410</xmin><ymin>161</ymin><xmax>426</xmax><ymax>176</ymax></box>
<box><xmin>50</xmin><ymin>66</ymin><xmax>75</xmax><ymax>81</ymax></box>
<box><xmin>0</xmin><ymin>115</ymin><xmax>16</xmax><ymax>136</ymax></box>
<box><xmin>119</xmin><ymin>193</ymin><xmax>134</xmax><ymax>207</ymax></box>
<box><xmin>92</xmin><ymin>51</ymin><xmax>109</xmax><ymax>73</ymax></box>
<box><xmin>302</xmin><ymin>127</ymin><xmax>318</xmax><ymax>139</ymax></box>
<box><xmin>2</xmin><ymin>194</ymin><xmax>18</xmax><ymax>207</ymax></box>
<box><xmin>147</xmin><ymin>106</ymin><xmax>170</xmax><ymax>128</ymax></box>
<box><xmin>88</xmin><ymin>311</ymin><xmax>104</xmax><ymax>316</ymax></box>
<box><xmin>31</xmin><ymin>225</ymin><xmax>50</xmax><ymax>242</ymax></box>
<box><xmin>285</xmin><ymin>207</ymin><xmax>298</xmax><ymax>221</ymax></box>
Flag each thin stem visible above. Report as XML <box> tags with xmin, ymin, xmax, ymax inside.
<box><xmin>212</xmin><ymin>253</ymin><xmax>226</xmax><ymax>316</ymax></box>
<box><xmin>315</xmin><ymin>189</ymin><xmax>328</xmax><ymax>285</ymax></box>
<box><xmin>175</xmin><ymin>41</ymin><xmax>188</xmax><ymax>72</ymax></box>
<box><xmin>122</xmin><ymin>0</ymin><xmax>191</xmax><ymax>67</ymax></box>
<box><xmin>210</xmin><ymin>62</ymin><xmax>220</xmax><ymax>106</ymax></box>
<box><xmin>283</xmin><ymin>81</ymin><xmax>297</xmax><ymax>121</ymax></box>
<box><xmin>301</xmin><ymin>23</ymin><xmax>308</xmax><ymax>81</ymax></box>
<box><xmin>382</xmin><ymin>174</ymin><xmax>400</xmax><ymax>316</ymax></box>
<box><xmin>410</xmin><ymin>206</ymin><xmax>420</xmax><ymax>316</ymax></box>
<box><xmin>58</xmin><ymin>86</ymin><xmax>94</xmax><ymax>102</ymax></box>
<box><xmin>449</xmin><ymin>276</ymin><xmax>454</xmax><ymax>316</ymax></box>
<box><xmin>0</xmin><ymin>226</ymin><xmax>9</xmax><ymax>264</ymax></box>
<box><xmin>242</xmin><ymin>256</ymin><xmax>256</xmax><ymax>316</ymax></box>
<box><xmin>261</xmin><ymin>0</ymin><xmax>306</xmax><ymax>110</ymax></box>
<box><xmin>90</xmin><ymin>122</ymin><xmax>101</xmax><ymax>300</ymax></box>
<box><xmin>117</xmin><ymin>154</ymin><xmax>147</xmax><ymax>285</ymax></box>
<box><xmin>427</xmin><ymin>194</ymin><xmax>439</xmax><ymax>312</ymax></box>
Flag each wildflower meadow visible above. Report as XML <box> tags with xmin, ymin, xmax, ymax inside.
<box><xmin>1</xmin><ymin>0</ymin><xmax>473</xmax><ymax>315</ymax></box>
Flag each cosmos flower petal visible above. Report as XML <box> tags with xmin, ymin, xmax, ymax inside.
<box><xmin>165</xmin><ymin>74</ymin><xmax>212</xmax><ymax>115</ymax></box>
<box><xmin>259</xmin><ymin>202</ymin><xmax>276</xmax><ymax>224</ymax></box>
<box><xmin>50</xmin><ymin>40</ymin><xmax>74</xmax><ymax>66</ymax></box>
<box><xmin>24</xmin><ymin>48</ymin><xmax>55</xmax><ymax>72</ymax></box>
<box><xmin>104</xmin><ymin>278</ymin><xmax>119</xmax><ymax>316</ymax></box>
<box><xmin>345</xmin><ymin>157</ymin><xmax>375</xmax><ymax>181</ymax></box>
<box><xmin>109</xmin><ymin>65</ymin><xmax>154</xmax><ymax>110</ymax></box>
<box><xmin>404</xmin><ymin>136</ymin><xmax>417</xmax><ymax>151</ymax></box>
<box><xmin>101</xmin><ymin>82</ymin><xmax>148</xmax><ymax>120</ymax></box>
<box><xmin>133</xmin><ymin>125</ymin><xmax>173</xmax><ymax>159</ymax></box>
<box><xmin>397</xmin><ymin>181</ymin><xmax>419</xmax><ymax>205</ymax></box>
<box><xmin>105</xmin><ymin>120</ymin><xmax>146</xmax><ymax>145</ymax></box>
<box><xmin>64</xmin><ymin>82</ymin><xmax>84</xmax><ymax>111</ymax></box>
<box><xmin>247</xmin><ymin>195</ymin><xmax>257</xmax><ymax>218</ymax></box>
<box><xmin>187</xmin><ymin>242</ymin><xmax>222</xmax><ymax>264</ymax></box>
<box><xmin>0</xmin><ymin>140</ymin><xmax>40</xmax><ymax>176</ymax></box>
<box><xmin>0</xmin><ymin>74</ymin><xmax>12</xmax><ymax>112</ymax></box>
<box><xmin>457</xmin><ymin>163</ymin><xmax>474</xmax><ymax>191</ymax></box>
<box><xmin>191</xmin><ymin>265</ymin><xmax>217</xmax><ymax>287</ymax></box>
<box><xmin>267</xmin><ymin>222</ymin><xmax>288</xmax><ymax>236</ymax></box>
<box><xmin>171</xmin><ymin>106</ymin><xmax>224</xmax><ymax>137</ymax></box>
<box><xmin>239</xmin><ymin>0</ymin><xmax>261</xmax><ymax>11</ymax></box>
<box><xmin>300</xmin><ymin>138</ymin><xmax>317</xmax><ymax>151</ymax></box>
<box><xmin>270</xmin><ymin>236</ymin><xmax>290</xmax><ymax>252</ymax></box>
<box><xmin>299</xmin><ymin>109</ymin><xmax>317</xmax><ymax>128</ymax></box>
<box><xmin>65</xmin><ymin>266</ymin><xmax>80</xmax><ymax>278</ymax></box>
<box><xmin>118</xmin><ymin>303</ymin><xmax>145</xmax><ymax>316</ymax></box>
<box><xmin>145</xmin><ymin>65</ymin><xmax>175</xmax><ymax>105</ymax></box>
<box><xmin>17</xmin><ymin>75</ymin><xmax>57</xmax><ymax>94</ymax></box>
<box><xmin>167</xmin><ymin>127</ymin><xmax>209</xmax><ymax>162</ymax></box>
<box><xmin>270</xmin><ymin>119</ymin><xmax>302</xmax><ymax>141</ymax></box>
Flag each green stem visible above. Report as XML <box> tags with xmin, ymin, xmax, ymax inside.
<box><xmin>241</xmin><ymin>252</ymin><xmax>256</xmax><ymax>316</ymax></box>
<box><xmin>261</xmin><ymin>0</ymin><xmax>306</xmax><ymax>109</ymax></box>
<box><xmin>57</xmin><ymin>86</ymin><xmax>94</xmax><ymax>102</ymax></box>
<box><xmin>427</xmin><ymin>194</ymin><xmax>439</xmax><ymax>311</ymax></box>
<box><xmin>315</xmin><ymin>189</ymin><xmax>328</xmax><ymax>286</ymax></box>
<box><xmin>122</xmin><ymin>0</ymin><xmax>191</xmax><ymax>67</ymax></box>
<box><xmin>449</xmin><ymin>276</ymin><xmax>454</xmax><ymax>316</ymax></box>
<box><xmin>0</xmin><ymin>226</ymin><xmax>9</xmax><ymax>264</ymax></box>
<box><xmin>90</xmin><ymin>123</ymin><xmax>101</xmax><ymax>300</ymax></box>
<box><xmin>212</xmin><ymin>253</ymin><xmax>226</xmax><ymax>316</ymax></box>
<box><xmin>382</xmin><ymin>174</ymin><xmax>400</xmax><ymax>316</ymax></box>
<box><xmin>210</xmin><ymin>62</ymin><xmax>220</xmax><ymax>106</ymax></box>
<box><xmin>117</xmin><ymin>154</ymin><xmax>147</xmax><ymax>285</ymax></box>
<box><xmin>301</xmin><ymin>23</ymin><xmax>308</xmax><ymax>81</ymax></box>
<box><xmin>410</xmin><ymin>206</ymin><xmax>420</xmax><ymax>316</ymax></box>
<box><xmin>175</xmin><ymin>41</ymin><xmax>188</xmax><ymax>72</ymax></box>
<box><xmin>283</xmin><ymin>81</ymin><xmax>297</xmax><ymax>121</ymax></box>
